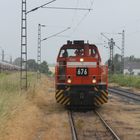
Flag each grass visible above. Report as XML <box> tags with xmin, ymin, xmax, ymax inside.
<box><xmin>109</xmin><ymin>74</ymin><xmax>140</xmax><ymax>89</ymax></box>
<box><xmin>0</xmin><ymin>72</ymin><xmax>37</xmax><ymax>133</ymax></box>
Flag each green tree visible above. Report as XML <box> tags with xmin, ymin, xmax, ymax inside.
<box><xmin>27</xmin><ymin>59</ymin><xmax>38</xmax><ymax>71</ymax></box>
<box><xmin>13</xmin><ymin>57</ymin><xmax>22</xmax><ymax>66</ymax></box>
<box><xmin>39</xmin><ymin>61</ymin><xmax>49</xmax><ymax>74</ymax></box>
<box><xmin>106</xmin><ymin>53</ymin><xmax>122</xmax><ymax>74</ymax></box>
<box><xmin>113</xmin><ymin>54</ymin><xmax>122</xmax><ymax>73</ymax></box>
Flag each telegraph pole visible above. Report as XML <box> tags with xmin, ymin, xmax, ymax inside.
<box><xmin>121</xmin><ymin>30</ymin><xmax>125</xmax><ymax>74</ymax></box>
<box><xmin>20</xmin><ymin>0</ymin><xmax>57</xmax><ymax>89</ymax></box>
<box><xmin>118</xmin><ymin>30</ymin><xmax>125</xmax><ymax>74</ymax></box>
<box><xmin>10</xmin><ymin>56</ymin><xmax>12</xmax><ymax>64</ymax></box>
<box><xmin>108</xmin><ymin>38</ymin><xmax>115</xmax><ymax>74</ymax></box>
<box><xmin>21</xmin><ymin>0</ymin><xmax>27</xmax><ymax>90</ymax></box>
<box><xmin>2</xmin><ymin>50</ymin><xmax>4</xmax><ymax>62</ymax></box>
<box><xmin>37</xmin><ymin>24</ymin><xmax>45</xmax><ymax>79</ymax></box>
<box><xmin>20</xmin><ymin>0</ymin><xmax>92</xmax><ymax>89</ymax></box>
<box><xmin>101</xmin><ymin>33</ymin><xmax>115</xmax><ymax>74</ymax></box>
<box><xmin>37</xmin><ymin>24</ymin><xmax>41</xmax><ymax>79</ymax></box>
<box><xmin>0</xmin><ymin>47</ymin><xmax>4</xmax><ymax>62</ymax></box>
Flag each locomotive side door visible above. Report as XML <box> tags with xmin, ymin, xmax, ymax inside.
<box><xmin>58</xmin><ymin>61</ymin><xmax>66</xmax><ymax>82</ymax></box>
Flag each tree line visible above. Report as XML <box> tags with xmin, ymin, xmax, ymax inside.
<box><xmin>106</xmin><ymin>54</ymin><xmax>140</xmax><ymax>74</ymax></box>
<box><xmin>13</xmin><ymin>57</ymin><xmax>52</xmax><ymax>75</ymax></box>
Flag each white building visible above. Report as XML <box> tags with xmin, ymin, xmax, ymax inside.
<box><xmin>124</xmin><ymin>62</ymin><xmax>140</xmax><ymax>75</ymax></box>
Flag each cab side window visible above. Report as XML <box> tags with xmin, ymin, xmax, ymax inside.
<box><xmin>90</xmin><ymin>48</ymin><xmax>98</xmax><ymax>58</ymax></box>
<box><xmin>59</xmin><ymin>49</ymin><xmax>68</xmax><ymax>57</ymax></box>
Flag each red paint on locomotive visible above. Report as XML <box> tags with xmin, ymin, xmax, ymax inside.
<box><xmin>55</xmin><ymin>40</ymin><xmax>108</xmax><ymax>107</ymax></box>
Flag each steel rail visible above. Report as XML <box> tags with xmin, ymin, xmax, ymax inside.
<box><xmin>95</xmin><ymin>110</ymin><xmax>120</xmax><ymax>140</ymax></box>
<box><xmin>68</xmin><ymin>111</ymin><xmax>78</xmax><ymax>140</ymax></box>
<box><xmin>109</xmin><ymin>87</ymin><xmax>140</xmax><ymax>97</ymax></box>
<box><xmin>108</xmin><ymin>88</ymin><xmax>140</xmax><ymax>102</ymax></box>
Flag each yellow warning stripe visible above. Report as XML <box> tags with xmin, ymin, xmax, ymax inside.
<box><xmin>62</xmin><ymin>98</ymin><xmax>70</xmax><ymax>105</ymax></box>
<box><xmin>94</xmin><ymin>89</ymin><xmax>108</xmax><ymax>105</ymax></box>
<box><xmin>101</xmin><ymin>95</ymin><xmax>108</xmax><ymax>102</ymax></box>
<box><xmin>95</xmin><ymin>99</ymin><xmax>101</xmax><ymax>105</ymax></box>
<box><xmin>101</xmin><ymin>94</ymin><xmax>108</xmax><ymax>101</ymax></box>
<box><xmin>56</xmin><ymin>94</ymin><xmax>64</xmax><ymax>101</ymax></box>
<box><xmin>55</xmin><ymin>89</ymin><xmax>71</xmax><ymax>105</ymax></box>
<box><xmin>94</xmin><ymin>87</ymin><xmax>98</xmax><ymax>91</ymax></box>
<box><xmin>56</xmin><ymin>90</ymin><xmax>63</xmax><ymax>98</ymax></box>
<box><xmin>56</xmin><ymin>90</ymin><xmax>62</xmax><ymax>96</ymax></box>
<box><xmin>57</xmin><ymin>96</ymin><xmax>65</xmax><ymax>103</ymax></box>
<box><xmin>60</xmin><ymin>96</ymin><xmax>67</xmax><ymax>104</ymax></box>
<box><xmin>56</xmin><ymin>93</ymin><xmax>63</xmax><ymax>100</ymax></box>
<box><xmin>97</xmin><ymin>96</ymin><xmax>105</xmax><ymax>104</ymax></box>
<box><xmin>101</xmin><ymin>91</ymin><xmax>108</xmax><ymax>100</ymax></box>
<box><xmin>59</xmin><ymin>97</ymin><xmax>67</xmax><ymax>104</ymax></box>
<box><xmin>58</xmin><ymin>97</ymin><xmax>70</xmax><ymax>105</ymax></box>
<box><xmin>66</xmin><ymin>87</ymin><xmax>70</xmax><ymax>91</ymax></box>
<box><xmin>95</xmin><ymin>97</ymin><xmax>103</xmax><ymax>104</ymax></box>
<box><xmin>102</xmin><ymin>90</ymin><xmax>108</xmax><ymax>96</ymax></box>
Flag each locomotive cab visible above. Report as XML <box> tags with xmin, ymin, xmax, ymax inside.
<box><xmin>55</xmin><ymin>40</ymin><xmax>108</xmax><ymax>107</ymax></box>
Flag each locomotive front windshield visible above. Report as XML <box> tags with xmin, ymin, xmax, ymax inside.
<box><xmin>59</xmin><ymin>47</ymin><xmax>97</xmax><ymax>58</ymax></box>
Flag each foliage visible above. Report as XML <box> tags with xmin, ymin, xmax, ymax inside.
<box><xmin>13</xmin><ymin>57</ymin><xmax>52</xmax><ymax>75</ymax></box>
<box><xmin>27</xmin><ymin>59</ymin><xmax>38</xmax><ymax>71</ymax></box>
<box><xmin>13</xmin><ymin>57</ymin><xmax>21</xmax><ymax>66</ymax></box>
<box><xmin>39</xmin><ymin>61</ymin><xmax>49</xmax><ymax>74</ymax></box>
<box><xmin>124</xmin><ymin>55</ymin><xmax>140</xmax><ymax>62</ymax></box>
<box><xmin>106</xmin><ymin>53</ymin><xmax>122</xmax><ymax>74</ymax></box>
<box><xmin>113</xmin><ymin>54</ymin><xmax>122</xmax><ymax>73</ymax></box>
<box><xmin>0</xmin><ymin>72</ymin><xmax>36</xmax><ymax>134</ymax></box>
<box><xmin>107</xmin><ymin>54</ymin><xmax>140</xmax><ymax>74</ymax></box>
<box><xmin>109</xmin><ymin>74</ymin><xmax>140</xmax><ymax>89</ymax></box>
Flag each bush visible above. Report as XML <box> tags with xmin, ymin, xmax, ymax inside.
<box><xmin>0</xmin><ymin>72</ymin><xmax>36</xmax><ymax>130</ymax></box>
<box><xmin>109</xmin><ymin>74</ymin><xmax>140</xmax><ymax>89</ymax></box>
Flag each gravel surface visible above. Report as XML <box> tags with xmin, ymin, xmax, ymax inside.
<box><xmin>1</xmin><ymin>77</ymin><xmax>140</xmax><ymax>140</ymax></box>
<box><xmin>1</xmin><ymin>77</ymin><xmax>71</xmax><ymax>140</ymax></box>
<box><xmin>73</xmin><ymin>112</ymin><xmax>114</xmax><ymax>140</ymax></box>
<box><xmin>97</xmin><ymin>94</ymin><xmax>140</xmax><ymax>140</ymax></box>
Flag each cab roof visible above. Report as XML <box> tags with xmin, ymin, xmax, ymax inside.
<box><xmin>61</xmin><ymin>40</ymin><xmax>97</xmax><ymax>50</ymax></box>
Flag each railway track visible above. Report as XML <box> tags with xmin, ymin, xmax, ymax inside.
<box><xmin>108</xmin><ymin>87</ymin><xmax>140</xmax><ymax>102</ymax></box>
<box><xmin>94</xmin><ymin>110</ymin><xmax>120</xmax><ymax>140</ymax></box>
<box><xmin>68</xmin><ymin>111</ymin><xmax>78</xmax><ymax>140</ymax></box>
<box><xmin>68</xmin><ymin>110</ymin><xmax>120</xmax><ymax>140</ymax></box>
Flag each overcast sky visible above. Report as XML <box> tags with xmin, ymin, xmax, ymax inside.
<box><xmin>0</xmin><ymin>0</ymin><xmax>140</xmax><ymax>63</ymax></box>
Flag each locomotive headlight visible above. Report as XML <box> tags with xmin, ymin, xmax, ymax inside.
<box><xmin>92</xmin><ymin>79</ymin><xmax>96</xmax><ymax>84</ymax></box>
<box><xmin>80</xmin><ymin>58</ymin><xmax>84</xmax><ymax>62</ymax></box>
<box><xmin>67</xmin><ymin>76</ymin><xmax>72</xmax><ymax>84</ymax></box>
<box><xmin>92</xmin><ymin>76</ymin><xmax>96</xmax><ymax>84</ymax></box>
<box><xmin>67</xmin><ymin>79</ymin><xmax>72</xmax><ymax>84</ymax></box>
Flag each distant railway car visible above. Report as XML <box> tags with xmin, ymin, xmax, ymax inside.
<box><xmin>55</xmin><ymin>40</ymin><xmax>108</xmax><ymax>107</ymax></box>
<box><xmin>0</xmin><ymin>61</ymin><xmax>20</xmax><ymax>71</ymax></box>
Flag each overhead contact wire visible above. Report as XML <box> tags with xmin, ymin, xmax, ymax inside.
<box><xmin>72</xmin><ymin>0</ymin><xmax>95</xmax><ymax>33</ymax></box>
<box><xmin>70</xmin><ymin>0</ymin><xmax>79</xmax><ymax>27</ymax></box>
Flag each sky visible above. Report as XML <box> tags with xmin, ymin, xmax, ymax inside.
<box><xmin>0</xmin><ymin>0</ymin><xmax>140</xmax><ymax>64</ymax></box>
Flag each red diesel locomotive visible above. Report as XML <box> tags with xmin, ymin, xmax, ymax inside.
<box><xmin>55</xmin><ymin>40</ymin><xmax>108</xmax><ymax>107</ymax></box>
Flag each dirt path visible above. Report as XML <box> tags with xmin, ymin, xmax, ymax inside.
<box><xmin>98</xmin><ymin>94</ymin><xmax>140</xmax><ymax>140</ymax></box>
<box><xmin>73</xmin><ymin>112</ymin><xmax>114</xmax><ymax>140</ymax></box>
<box><xmin>1</xmin><ymin>77</ymin><xmax>71</xmax><ymax>140</ymax></box>
<box><xmin>69</xmin><ymin>94</ymin><xmax>140</xmax><ymax>140</ymax></box>
<box><xmin>1</xmin><ymin>77</ymin><xmax>140</xmax><ymax>140</ymax></box>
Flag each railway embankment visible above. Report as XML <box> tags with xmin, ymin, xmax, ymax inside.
<box><xmin>109</xmin><ymin>74</ymin><xmax>140</xmax><ymax>95</ymax></box>
<box><xmin>0</xmin><ymin>73</ymin><xmax>71</xmax><ymax>140</ymax></box>
<box><xmin>0</xmin><ymin>72</ymin><xmax>36</xmax><ymax>139</ymax></box>
<box><xmin>0</xmin><ymin>72</ymin><xmax>140</xmax><ymax>140</ymax></box>
<box><xmin>98</xmin><ymin>93</ymin><xmax>140</xmax><ymax>140</ymax></box>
